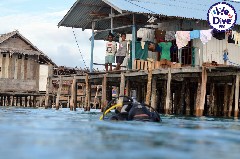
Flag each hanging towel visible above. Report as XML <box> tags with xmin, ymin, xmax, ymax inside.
<box><xmin>190</xmin><ymin>30</ymin><xmax>200</xmax><ymax>39</ymax></box>
<box><xmin>234</xmin><ymin>32</ymin><xmax>240</xmax><ymax>46</ymax></box>
<box><xmin>175</xmin><ymin>31</ymin><xmax>190</xmax><ymax>49</ymax></box>
<box><xmin>165</xmin><ymin>31</ymin><xmax>176</xmax><ymax>41</ymax></box>
<box><xmin>200</xmin><ymin>30</ymin><xmax>212</xmax><ymax>44</ymax></box>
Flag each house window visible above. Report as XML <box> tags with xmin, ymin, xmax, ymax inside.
<box><xmin>25</xmin><ymin>54</ymin><xmax>28</xmax><ymax>60</ymax></box>
<box><xmin>0</xmin><ymin>67</ymin><xmax>1</xmax><ymax>72</ymax></box>
<box><xmin>3</xmin><ymin>54</ymin><xmax>6</xmax><ymax>58</ymax></box>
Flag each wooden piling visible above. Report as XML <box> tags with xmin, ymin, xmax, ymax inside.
<box><xmin>178</xmin><ymin>80</ymin><xmax>186</xmax><ymax>115</ymax></box>
<box><xmin>234</xmin><ymin>74</ymin><xmax>239</xmax><ymax>118</ymax></box>
<box><xmin>70</xmin><ymin>76</ymin><xmax>77</xmax><ymax>111</ymax></box>
<box><xmin>185</xmin><ymin>80</ymin><xmax>191</xmax><ymax>115</ymax></box>
<box><xmin>151</xmin><ymin>77</ymin><xmax>157</xmax><ymax>110</ymax></box>
<box><xmin>208</xmin><ymin>83</ymin><xmax>215</xmax><ymax>116</ymax></box>
<box><xmin>145</xmin><ymin>62</ymin><xmax>153</xmax><ymax>105</ymax></box>
<box><xmin>125</xmin><ymin>79</ymin><xmax>130</xmax><ymax>97</ymax></box>
<box><xmin>223</xmin><ymin>83</ymin><xmax>229</xmax><ymax>117</ymax></box>
<box><xmin>228</xmin><ymin>81</ymin><xmax>235</xmax><ymax>117</ymax></box>
<box><xmin>165</xmin><ymin>68</ymin><xmax>172</xmax><ymax>114</ymax></box>
<box><xmin>119</xmin><ymin>73</ymin><xmax>125</xmax><ymax>103</ymax></box>
<box><xmin>101</xmin><ymin>74</ymin><xmax>107</xmax><ymax>112</ymax></box>
<box><xmin>45</xmin><ymin>77</ymin><xmax>50</xmax><ymax>109</ymax></box>
<box><xmin>84</xmin><ymin>74</ymin><xmax>90</xmax><ymax>111</ymax></box>
<box><xmin>56</xmin><ymin>76</ymin><xmax>63</xmax><ymax>110</ymax></box>
<box><xmin>195</xmin><ymin>67</ymin><xmax>207</xmax><ymax>117</ymax></box>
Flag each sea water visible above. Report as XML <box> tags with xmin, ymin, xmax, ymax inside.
<box><xmin>0</xmin><ymin>107</ymin><xmax>239</xmax><ymax>159</ymax></box>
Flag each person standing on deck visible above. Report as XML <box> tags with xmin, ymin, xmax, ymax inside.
<box><xmin>115</xmin><ymin>33</ymin><xmax>128</xmax><ymax>70</ymax></box>
<box><xmin>105</xmin><ymin>34</ymin><xmax>116</xmax><ymax>71</ymax></box>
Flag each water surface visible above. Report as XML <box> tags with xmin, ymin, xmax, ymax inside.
<box><xmin>0</xmin><ymin>107</ymin><xmax>239</xmax><ymax>159</ymax></box>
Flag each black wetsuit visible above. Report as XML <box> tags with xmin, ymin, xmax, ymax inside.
<box><xmin>128</xmin><ymin>103</ymin><xmax>160</xmax><ymax>122</ymax></box>
<box><xmin>110</xmin><ymin>103</ymin><xmax>160</xmax><ymax>122</ymax></box>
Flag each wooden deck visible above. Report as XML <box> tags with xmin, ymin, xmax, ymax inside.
<box><xmin>44</xmin><ymin>66</ymin><xmax>240</xmax><ymax>118</ymax></box>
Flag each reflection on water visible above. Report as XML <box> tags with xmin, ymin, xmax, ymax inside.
<box><xmin>0</xmin><ymin>107</ymin><xmax>239</xmax><ymax>159</ymax></box>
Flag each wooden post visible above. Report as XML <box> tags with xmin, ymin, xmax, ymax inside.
<box><xmin>88</xmin><ymin>82</ymin><xmax>91</xmax><ymax>112</ymax></box>
<box><xmin>70</xmin><ymin>76</ymin><xmax>77</xmax><ymax>111</ymax></box>
<box><xmin>195</xmin><ymin>67</ymin><xmax>207</xmax><ymax>117</ymax></box>
<box><xmin>0</xmin><ymin>96</ymin><xmax>2</xmax><ymax>106</ymax></box>
<box><xmin>125</xmin><ymin>79</ymin><xmax>130</xmax><ymax>97</ymax></box>
<box><xmin>137</xmin><ymin>84</ymin><xmax>142</xmax><ymax>103</ymax></box>
<box><xmin>84</xmin><ymin>74</ymin><xmax>90</xmax><ymax>111</ymax></box>
<box><xmin>56</xmin><ymin>76</ymin><xmax>63</xmax><ymax>110</ymax></box>
<box><xmin>151</xmin><ymin>77</ymin><xmax>157</xmax><ymax>111</ymax></box>
<box><xmin>16</xmin><ymin>96</ymin><xmax>19</xmax><ymax>106</ymax></box>
<box><xmin>234</xmin><ymin>74</ymin><xmax>239</xmax><ymax>118</ymax></box>
<box><xmin>33</xmin><ymin>96</ymin><xmax>36</xmax><ymax>107</ymax></box>
<box><xmin>223</xmin><ymin>83</ymin><xmax>229</xmax><ymax>117</ymax></box>
<box><xmin>45</xmin><ymin>77</ymin><xmax>50</xmax><ymax>109</ymax></box>
<box><xmin>165</xmin><ymin>68</ymin><xmax>172</xmax><ymax>114</ymax></box>
<box><xmin>29</xmin><ymin>96</ymin><xmax>32</xmax><ymax>107</ymax></box>
<box><xmin>119</xmin><ymin>73</ymin><xmax>125</xmax><ymax>103</ymax></box>
<box><xmin>228</xmin><ymin>81</ymin><xmax>235</xmax><ymax>117</ymax></box>
<box><xmin>10</xmin><ymin>96</ymin><xmax>13</xmax><ymax>106</ymax></box>
<box><xmin>101</xmin><ymin>74</ymin><xmax>107</xmax><ymax>112</ymax></box>
<box><xmin>25</xmin><ymin>96</ymin><xmax>28</xmax><ymax>107</ymax></box>
<box><xmin>185</xmin><ymin>82</ymin><xmax>191</xmax><ymax>116</ymax></box>
<box><xmin>19</xmin><ymin>96</ymin><xmax>22</xmax><ymax>107</ymax></box>
<box><xmin>208</xmin><ymin>83</ymin><xmax>215</xmax><ymax>116</ymax></box>
<box><xmin>178</xmin><ymin>80</ymin><xmax>186</xmax><ymax>115</ymax></box>
<box><xmin>145</xmin><ymin>62</ymin><xmax>153</xmax><ymax>105</ymax></box>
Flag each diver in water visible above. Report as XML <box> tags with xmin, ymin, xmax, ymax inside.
<box><xmin>109</xmin><ymin>97</ymin><xmax>161</xmax><ymax>122</ymax></box>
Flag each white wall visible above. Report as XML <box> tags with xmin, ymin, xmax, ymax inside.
<box><xmin>193</xmin><ymin>37</ymin><xmax>240</xmax><ymax>66</ymax></box>
<box><xmin>39</xmin><ymin>64</ymin><xmax>49</xmax><ymax>92</ymax></box>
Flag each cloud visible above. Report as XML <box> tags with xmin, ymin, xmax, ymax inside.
<box><xmin>0</xmin><ymin>9</ymin><xmax>106</xmax><ymax>69</ymax></box>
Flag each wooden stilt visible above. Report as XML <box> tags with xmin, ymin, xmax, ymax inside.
<box><xmin>45</xmin><ymin>77</ymin><xmax>50</xmax><ymax>109</ymax></box>
<box><xmin>151</xmin><ymin>77</ymin><xmax>157</xmax><ymax>111</ymax></box>
<box><xmin>223</xmin><ymin>83</ymin><xmax>229</xmax><ymax>117</ymax></box>
<box><xmin>70</xmin><ymin>76</ymin><xmax>77</xmax><ymax>111</ymax></box>
<box><xmin>29</xmin><ymin>96</ymin><xmax>32</xmax><ymax>107</ymax></box>
<box><xmin>234</xmin><ymin>74</ymin><xmax>239</xmax><ymax>118</ymax></box>
<box><xmin>25</xmin><ymin>96</ymin><xmax>28</xmax><ymax>107</ymax></box>
<box><xmin>185</xmin><ymin>81</ymin><xmax>191</xmax><ymax>116</ymax></box>
<box><xmin>165</xmin><ymin>68</ymin><xmax>172</xmax><ymax>114</ymax></box>
<box><xmin>16</xmin><ymin>96</ymin><xmax>19</xmax><ymax>107</ymax></box>
<box><xmin>101</xmin><ymin>74</ymin><xmax>107</xmax><ymax>112</ymax></box>
<box><xmin>56</xmin><ymin>76</ymin><xmax>63</xmax><ymax>110</ymax></box>
<box><xmin>125</xmin><ymin>79</ymin><xmax>130</xmax><ymax>97</ymax></box>
<box><xmin>119</xmin><ymin>73</ymin><xmax>125</xmax><ymax>104</ymax></box>
<box><xmin>20</xmin><ymin>96</ymin><xmax>23</xmax><ymax>107</ymax></box>
<box><xmin>33</xmin><ymin>96</ymin><xmax>36</xmax><ymax>107</ymax></box>
<box><xmin>84</xmin><ymin>74</ymin><xmax>89</xmax><ymax>111</ymax></box>
<box><xmin>208</xmin><ymin>83</ymin><xmax>215</xmax><ymax>116</ymax></box>
<box><xmin>88</xmin><ymin>82</ymin><xmax>91</xmax><ymax>111</ymax></box>
<box><xmin>10</xmin><ymin>96</ymin><xmax>13</xmax><ymax>106</ymax></box>
<box><xmin>195</xmin><ymin>67</ymin><xmax>207</xmax><ymax>117</ymax></box>
<box><xmin>228</xmin><ymin>80</ymin><xmax>235</xmax><ymax>117</ymax></box>
<box><xmin>145</xmin><ymin>62</ymin><xmax>153</xmax><ymax>105</ymax></box>
<box><xmin>178</xmin><ymin>80</ymin><xmax>186</xmax><ymax>115</ymax></box>
<box><xmin>0</xmin><ymin>96</ymin><xmax>2</xmax><ymax>106</ymax></box>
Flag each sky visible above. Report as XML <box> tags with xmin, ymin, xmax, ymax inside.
<box><xmin>0</xmin><ymin>0</ymin><xmax>106</xmax><ymax>69</ymax></box>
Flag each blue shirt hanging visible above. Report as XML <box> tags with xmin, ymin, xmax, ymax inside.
<box><xmin>190</xmin><ymin>30</ymin><xmax>200</xmax><ymax>39</ymax></box>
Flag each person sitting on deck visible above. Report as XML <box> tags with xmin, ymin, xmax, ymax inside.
<box><xmin>105</xmin><ymin>33</ymin><xmax>117</xmax><ymax>71</ymax></box>
<box><xmin>115</xmin><ymin>33</ymin><xmax>128</xmax><ymax>70</ymax></box>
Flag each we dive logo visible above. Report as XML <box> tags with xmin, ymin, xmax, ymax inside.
<box><xmin>208</xmin><ymin>2</ymin><xmax>237</xmax><ymax>32</ymax></box>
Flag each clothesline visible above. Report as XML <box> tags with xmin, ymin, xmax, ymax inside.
<box><xmin>137</xmin><ymin>28</ymin><xmax>240</xmax><ymax>49</ymax></box>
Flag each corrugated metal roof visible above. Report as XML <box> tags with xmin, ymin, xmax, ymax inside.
<box><xmin>59</xmin><ymin>0</ymin><xmax>240</xmax><ymax>29</ymax></box>
<box><xmin>58</xmin><ymin>0</ymin><xmax>108</xmax><ymax>29</ymax></box>
<box><xmin>105</xmin><ymin>0</ymin><xmax>240</xmax><ymax>25</ymax></box>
